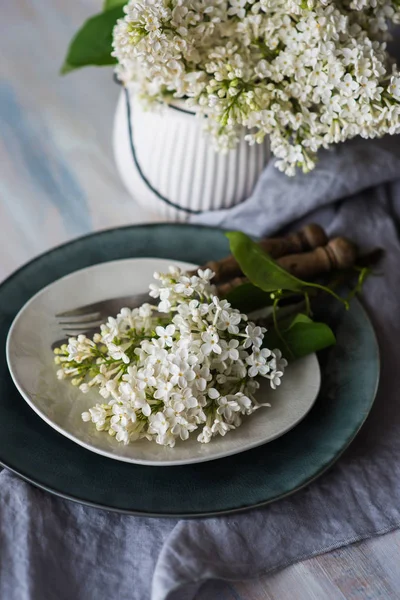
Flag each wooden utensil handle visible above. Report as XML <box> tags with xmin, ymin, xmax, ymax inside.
<box><xmin>278</xmin><ymin>237</ymin><xmax>358</xmax><ymax>279</ymax></box>
<box><xmin>201</xmin><ymin>224</ymin><xmax>328</xmax><ymax>283</ymax></box>
<box><xmin>217</xmin><ymin>237</ymin><xmax>358</xmax><ymax>296</ymax></box>
<box><xmin>260</xmin><ymin>224</ymin><xmax>328</xmax><ymax>258</ymax></box>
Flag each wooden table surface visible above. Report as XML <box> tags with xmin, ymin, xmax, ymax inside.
<box><xmin>1</xmin><ymin>2</ymin><xmax>399</xmax><ymax>599</ymax></box>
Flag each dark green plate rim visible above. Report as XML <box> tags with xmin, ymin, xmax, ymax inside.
<box><xmin>0</xmin><ymin>224</ymin><xmax>380</xmax><ymax>518</ymax></box>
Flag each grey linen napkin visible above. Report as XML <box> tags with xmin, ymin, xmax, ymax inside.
<box><xmin>2</xmin><ymin>136</ymin><xmax>400</xmax><ymax>600</ymax></box>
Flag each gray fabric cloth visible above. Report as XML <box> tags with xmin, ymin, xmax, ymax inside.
<box><xmin>191</xmin><ymin>135</ymin><xmax>400</xmax><ymax>237</ymax></box>
<box><xmin>2</xmin><ymin>136</ymin><xmax>400</xmax><ymax>600</ymax></box>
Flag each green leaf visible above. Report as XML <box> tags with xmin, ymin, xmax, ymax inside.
<box><xmin>283</xmin><ymin>320</ymin><xmax>336</xmax><ymax>358</ymax></box>
<box><xmin>226</xmin><ymin>282</ymin><xmax>273</xmax><ymax>313</ymax></box>
<box><xmin>61</xmin><ymin>6</ymin><xmax>124</xmax><ymax>74</ymax></box>
<box><xmin>103</xmin><ymin>0</ymin><xmax>126</xmax><ymax>9</ymax></box>
<box><xmin>264</xmin><ymin>313</ymin><xmax>336</xmax><ymax>360</ymax></box>
<box><xmin>288</xmin><ymin>313</ymin><xmax>312</xmax><ymax>326</ymax></box>
<box><xmin>226</xmin><ymin>231</ymin><xmax>305</xmax><ymax>293</ymax></box>
<box><xmin>226</xmin><ymin>230</ymin><xmax>349</xmax><ymax>309</ymax></box>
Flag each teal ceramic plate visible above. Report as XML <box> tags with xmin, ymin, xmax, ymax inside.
<box><xmin>0</xmin><ymin>224</ymin><xmax>380</xmax><ymax>517</ymax></box>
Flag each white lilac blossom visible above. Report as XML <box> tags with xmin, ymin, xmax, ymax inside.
<box><xmin>54</xmin><ymin>267</ymin><xmax>287</xmax><ymax>447</ymax></box>
<box><xmin>112</xmin><ymin>0</ymin><xmax>400</xmax><ymax>175</ymax></box>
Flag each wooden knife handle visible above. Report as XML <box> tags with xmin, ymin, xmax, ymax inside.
<box><xmin>277</xmin><ymin>237</ymin><xmax>358</xmax><ymax>279</ymax></box>
<box><xmin>260</xmin><ymin>224</ymin><xmax>328</xmax><ymax>258</ymax></box>
<box><xmin>217</xmin><ymin>237</ymin><xmax>358</xmax><ymax>296</ymax></box>
<box><xmin>201</xmin><ymin>224</ymin><xmax>328</xmax><ymax>283</ymax></box>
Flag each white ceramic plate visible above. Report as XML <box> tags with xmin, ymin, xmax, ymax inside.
<box><xmin>6</xmin><ymin>258</ymin><xmax>321</xmax><ymax>466</ymax></box>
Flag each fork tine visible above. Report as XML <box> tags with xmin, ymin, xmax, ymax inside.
<box><xmin>58</xmin><ymin>312</ymin><xmax>102</xmax><ymax>325</ymax></box>
<box><xmin>55</xmin><ymin>293</ymin><xmax>153</xmax><ymax>319</ymax></box>
<box><xmin>56</xmin><ymin>305</ymin><xmax>104</xmax><ymax>318</ymax></box>
<box><xmin>59</xmin><ymin>330</ymin><xmax>89</xmax><ymax>337</ymax></box>
<box><xmin>60</xmin><ymin>321</ymin><xmax>105</xmax><ymax>332</ymax></box>
<box><xmin>60</xmin><ymin>331</ymin><xmax>99</xmax><ymax>338</ymax></box>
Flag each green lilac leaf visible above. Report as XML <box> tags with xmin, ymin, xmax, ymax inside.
<box><xmin>263</xmin><ymin>314</ymin><xmax>336</xmax><ymax>360</ymax></box>
<box><xmin>61</xmin><ymin>6</ymin><xmax>124</xmax><ymax>74</ymax></box>
<box><xmin>226</xmin><ymin>282</ymin><xmax>273</xmax><ymax>313</ymax></box>
<box><xmin>226</xmin><ymin>230</ymin><xmax>349</xmax><ymax>308</ymax></box>
<box><xmin>226</xmin><ymin>231</ymin><xmax>305</xmax><ymax>293</ymax></box>
<box><xmin>287</xmin><ymin>313</ymin><xmax>313</xmax><ymax>326</ymax></box>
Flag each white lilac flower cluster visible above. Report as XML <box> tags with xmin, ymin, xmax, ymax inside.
<box><xmin>112</xmin><ymin>0</ymin><xmax>400</xmax><ymax>175</ymax></box>
<box><xmin>54</xmin><ymin>267</ymin><xmax>287</xmax><ymax>447</ymax></box>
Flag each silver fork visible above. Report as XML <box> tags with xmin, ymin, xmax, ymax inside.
<box><xmin>53</xmin><ymin>292</ymin><xmax>155</xmax><ymax>348</ymax></box>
